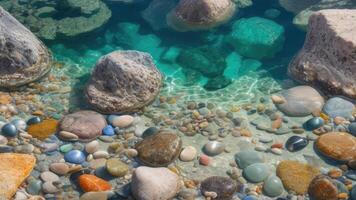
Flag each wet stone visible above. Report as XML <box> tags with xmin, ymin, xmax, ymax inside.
<box><xmin>135</xmin><ymin>133</ymin><xmax>182</xmax><ymax>167</ymax></box>
<box><xmin>263</xmin><ymin>175</ymin><xmax>284</xmax><ymax>197</ymax></box>
<box><xmin>285</xmin><ymin>136</ymin><xmax>308</xmax><ymax>152</ymax></box>
<box><xmin>243</xmin><ymin>163</ymin><xmax>270</xmax><ymax>183</ymax></box>
<box><xmin>203</xmin><ymin>141</ymin><xmax>225</xmax><ymax>156</ymax></box>
<box><xmin>27</xmin><ymin>179</ymin><xmax>42</xmax><ymax>195</ymax></box>
<box><xmin>235</xmin><ymin>150</ymin><xmax>264</xmax><ymax>169</ymax></box>
<box><xmin>308</xmin><ymin>175</ymin><xmax>338</xmax><ymax>200</ymax></box>
<box><xmin>106</xmin><ymin>158</ymin><xmax>129</xmax><ymax>177</ymax></box>
<box><xmin>64</xmin><ymin>150</ymin><xmax>86</xmax><ymax>164</ymax></box>
<box><xmin>141</xmin><ymin>127</ymin><xmax>160</xmax><ymax>138</ymax></box>
<box><xmin>200</xmin><ymin>176</ymin><xmax>238</xmax><ymax>200</ymax></box>
<box><xmin>304</xmin><ymin>117</ymin><xmax>324</xmax><ymax>131</ymax></box>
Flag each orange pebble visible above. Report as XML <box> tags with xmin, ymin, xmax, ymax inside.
<box><xmin>78</xmin><ymin>174</ymin><xmax>112</xmax><ymax>192</ymax></box>
<box><xmin>271</xmin><ymin>143</ymin><xmax>283</xmax><ymax>149</ymax></box>
<box><xmin>327</xmin><ymin>168</ymin><xmax>343</xmax><ymax>179</ymax></box>
<box><xmin>199</xmin><ymin>155</ymin><xmax>210</xmax><ymax>166</ymax></box>
<box><xmin>337</xmin><ymin>193</ymin><xmax>348</xmax><ymax>199</ymax></box>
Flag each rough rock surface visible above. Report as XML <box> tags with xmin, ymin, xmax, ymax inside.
<box><xmin>0</xmin><ymin>0</ymin><xmax>111</xmax><ymax>40</ymax></box>
<box><xmin>0</xmin><ymin>153</ymin><xmax>36</xmax><ymax>199</ymax></box>
<box><xmin>289</xmin><ymin>9</ymin><xmax>356</xmax><ymax>99</ymax></box>
<box><xmin>59</xmin><ymin>110</ymin><xmax>107</xmax><ymax>141</ymax></box>
<box><xmin>276</xmin><ymin>160</ymin><xmax>320</xmax><ymax>194</ymax></box>
<box><xmin>166</xmin><ymin>0</ymin><xmax>236</xmax><ymax>32</ymax></box>
<box><xmin>85</xmin><ymin>50</ymin><xmax>162</xmax><ymax>113</ymax></box>
<box><xmin>131</xmin><ymin>166</ymin><xmax>181</xmax><ymax>200</ymax></box>
<box><xmin>0</xmin><ymin>6</ymin><xmax>52</xmax><ymax>88</ymax></box>
<box><xmin>315</xmin><ymin>132</ymin><xmax>356</xmax><ymax>162</ymax></box>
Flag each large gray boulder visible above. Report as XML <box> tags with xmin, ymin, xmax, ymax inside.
<box><xmin>0</xmin><ymin>6</ymin><xmax>52</xmax><ymax>88</ymax></box>
<box><xmin>288</xmin><ymin>9</ymin><xmax>356</xmax><ymax>99</ymax></box>
<box><xmin>85</xmin><ymin>50</ymin><xmax>162</xmax><ymax>114</ymax></box>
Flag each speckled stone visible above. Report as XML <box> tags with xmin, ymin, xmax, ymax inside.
<box><xmin>200</xmin><ymin>176</ymin><xmax>238</xmax><ymax>200</ymax></box>
<box><xmin>243</xmin><ymin>163</ymin><xmax>270</xmax><ymax>183</ymax></box>
<box><xmin>277</xmin><ymin>160</ymin><xmax>320</xmax><ymax>195</ymax></box>
<box><xmin>316</xmin><ymin>132</ymin><xmax>356</xmax><ymax>162</ymax></box>
<box><xmin>135</xmin><ymin>133</ymin><xmax>182</xmax><ymax>167</ymax></box>
<box><xmin>235</xmin><ymin>150</ymin><xmax>264</xmax><ymax>169</ymax></box>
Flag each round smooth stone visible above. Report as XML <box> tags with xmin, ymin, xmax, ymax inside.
<box><xmin>106</xmin><ymin>158</ymin><xmax>129</xmax><ymax>177</ymax></box>
<box><xmin>10</xmin><ymin>119</ymin><xmax>27</xmax><ymax>130</ymax></box>
<box><xmin>142</xmin><ymin>127</ymin><xmax>159</xmax><ymax>138</ymax></box>
<box><xmin>263</xmin><ymin>175</ymin><xmax>284</xmax><ymax>197</ymax></box>
<box><xmin>93</xmin><ymin>151</ymin><xmax>109</xmax><ymax>159</ymax></box>
<box><xmin>59</xmin><ymin>144</ymin><xmax>73</xmax><ymax>153</ymax></box>
<box><xmin>64</xmin><ymin>150</ymin><xmax>86</xmax><ymax>164</ymax></box>
<box><xmin>0</xmin><ymin>145</ymin><xmax>13</xmax><ymax>153</ymax></box>
<box><xmin>200</xmin><ymin>176</ymin><xmax>237</xmax><ymax>200</ymax></box>
<box><xmin>42</xmin><ymin>181</ymin><xmax>59</xmax><ymax>194</ymax></box>
<box><xmin>14</xmin><ymin>144</ymin><xmax>34</xmax><ymax>154</ymax></box>
<box><xmin>42</xmin><ymin>143</ymin><xmax>58</xmax><ymax>152</ymax></box>
<box><xmin>135</xmin><ymin>133</ymin><xmax>182</xmax><ymax>167</ymax></box>
<box><xmin>58</xmin><ymin>131</ymin><xmax>79</xmax><ymax>141</ymax></box>
<box><xmin>322</xmin><ymin>97</ymin><xmax>354</xmax><ymax>119</ymax></box>
<box><xmin>285</xmin><ymin>136</ymin><xmax>309</xmax><ymax>152</ymax></box>
<box><xmin>258</xmin><ymin>136</ymin><xmax>273</xmax><ymax>143</ymax></box>
<box><xmin>78</xmin><ymin>174</ymin><xmax>112</xmax><ymax>192</ymax></box>
<box><xmin>304</xmin><ymin>117</ymin><xmax>324</xmax><ymax>131</ymax></box>
<box><xmin>111</xmin><ymin>115</ymin><xmax>134</xmax><ymax>128</ymax></box>
<box><xmin>1</xmin><ymin>123</ymin><xmax>18</xmax><ymax>137</ymax></box>
<box><xmin>102</xmin><ymin>125</ymin><xmax>115</xmax><ymax>136</ymax></box>
<box><xmin>27</xmin><ymin>116</ymin><xmax>42</xmax><ymax>125</ymax></box>
<box><xmin>308</xmin><ymin>175</ymin><xmax>338</xmax><ymax>200</ymax></box>
<box><xmin>235</xmin><ymin>150</ymin><xmax>264</xmax><ymax>169</ymax></box>
<box><xmin>179</xmin><ymin>146</ymin><xmax>197</xmax><ymax>162</ymax></box>
<box><xmin>243</xmin><ymin>163</ymin><xmax>270</xmax><ymax>183</ymax></box>
<box><xmin>49</xmin><ymin>163</ymin><xmax>69</xmax><ymax>175</ymax></box>
<box><xmin>85</xmin><ymin>140</ymin><xmax>99</xmax><ymax>154</ymax></box>
<box><xmin>40</xmin><ymin>171</ymin><xmax>59</xmax><ymax>182</ymax></box>
<box><xmin>203</xmin><ymin>141</ymin><xmax>225</xmax><ymax>156</ymax></box>
<box><xmin>26</xmin><ymin>179</ymin><xmax>42</xmax><ymax>195</ymax></box>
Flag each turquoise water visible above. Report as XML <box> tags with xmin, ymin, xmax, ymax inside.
<box><xmin>40</xmin><ymin>0</ymin><xmax>306</xmax><ymax>91</ymax></box>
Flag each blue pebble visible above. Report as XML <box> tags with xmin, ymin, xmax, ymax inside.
<box><xmin>243</xmin><ymin>196</ymin><xmax>258</xmax><ymax>200</ymax></box>
<box><xmin>345</xmin><ymin>170</ymin><xmax>356</xmax><ymax>181</ymax></box>
<box><xmin>64</xmin><ymin>150</ymin><xmax>86</xmax><ymax>164</ymax></box>
<box><xmin>1</xmin><ymin>123</ymin><xmax>18</xmax><ymax>137</ymax></box>
<box><xmin>27</xmin><ymin>116</ymin><xmax>42</xmax><ymax>125</ymax></box>
<box><xmin>102</xmin><ymin>125</ymin><xmax>115</xmax><ymax>136</ymax></box>
<box><xmin>304</xmin><ymin>117</ymin><xmax>324</xmax><ymax>131</ymax></box>
<box><xmin>285</xmin><ymin>136</ymin><xmax>309</xmax><ymax>152</ymax></box>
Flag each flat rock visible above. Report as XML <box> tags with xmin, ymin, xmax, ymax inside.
<box><xmin>276</xmin><ymin>160</ymin><xmax>320</xmax><ymax>194</ymax></box>
<box><xmin>315</xmin><ymin>132</ymin><xmax>356</xmax><ymax>162</ymax></box>
<box><xmin>322</xmin><ymin>97</ymin><xmax>355</xmax><ymax>120</ymax></box>
<box><xmin>135</xmin><ymin>133</ymin><xmax>182</xmax><ymax>167</ymax></box>
<box><xmin>275</xmin><ymin>86</ymin><xmax>324</xmax><ymax>117</ymax></box>
<box><xmin>131</xmin><ymin>166</ymin><xmax>181</xmax><ymax>200</ymax></box>
<box><xmin>0</xmin><ymin>153</ymin><xmax>36</xmax><ymax>199</ymax></box>
<box><xmin>59</xmin><ymin>110</ymin><xmax>107</xmax><ymax>141</ymax></box>
<box><xmin>288</xmin><ymin>9</ymin><xmax>356</xmax><ymax>99</ymax></box>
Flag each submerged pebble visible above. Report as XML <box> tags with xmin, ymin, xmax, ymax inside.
<box><xmin>285</xmin><ymin>136</ymin><xmax>309</xmax><ymax>152</ymax></box>
<box><xmin>64</xmin><ymin>150</ymin><xmax>86</xmax><ymax>164</ymax></box>
<box><xmin>203</xmin><ymin>141</ymin><xmax>225</xmax><ymax>156</ymax></box>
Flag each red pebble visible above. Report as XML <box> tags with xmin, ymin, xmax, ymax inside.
<box><xmin>199</xmin><ymin>154</ymin><xmax>210</xmax><ymax>166</ymax></box>
<box><xmin>271</xmin><ymin>143</ymin><xmax>284</xmax><ymax>149</ymax></box>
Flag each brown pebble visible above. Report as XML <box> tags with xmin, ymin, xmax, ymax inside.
<box><xmin>327</xmin><ymin>168</ymin><xmax>343</xmax><ymax>179</ymax></box>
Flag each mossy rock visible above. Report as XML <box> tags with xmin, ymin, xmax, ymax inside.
<box><xmin>226</xmin><ymin>17</ymin><xmax>285</xmax><ymax>59</ymax></box>
<box><xmin>177</xmin><ymin>46</ymin><xmax>227</xmax><ymax>78</ymax></box>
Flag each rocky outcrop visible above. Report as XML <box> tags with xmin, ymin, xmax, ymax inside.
<box><xmin>166</xmin><ymin>0</ymin><xmax>236</xmax><ymax>32</ymax></box>
<box><xmin>85</xmin><ymin>51</ymin><xmax>162</xmax><ymax>114</ymax></box>
<box><xmin>279</xmin><ymin>0</ymin><xmax>356</xmax><ymax>30</ymax></box>
<box><xmin>0</xmin><ymin>6</ymin><xmax>52</xmax><ymax>88</ymax></box>
<box><xmin>0</xmin><ymin>0</ymin><xmax>111</xmax><ymax>40</ymax></box>
<box><xmin>288</xmin><ymin>9</ymin><xmax>356</xmax><ymax>98</ymax></box>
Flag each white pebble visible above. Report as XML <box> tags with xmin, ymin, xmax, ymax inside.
<box><xmin>85</xmin><ymin>140</ymin><xmax>99</xmax><ymax>154</ymax></box>
<box><xmin>255</xmin><ymin>145</ymin><xmax>267</xmax><ymax>152</ymax></box>
<box><xmin>271</xmin><ymin>148</ymin><xmax>283</xmax><ymax>155</ymax></box>
<box><xmin>179</xmin><ymin>146</ymin><xmax>197</xmax><ymax>162</ymax></box>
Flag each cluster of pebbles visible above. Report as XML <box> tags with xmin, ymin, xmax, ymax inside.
<box><xmin>0</xmin><ymin>84</ymin><xmax>355</xmax><ymax>200</ymax></box>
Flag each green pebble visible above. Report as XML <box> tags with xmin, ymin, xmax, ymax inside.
<box><xmin>60</xmin><ymin>144</ymin><xmax>73</xmax><ymax>153</ymax></box>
